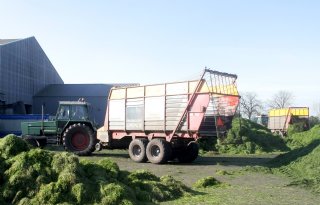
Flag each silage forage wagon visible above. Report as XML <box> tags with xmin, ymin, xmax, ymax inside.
<box><xmin>22</xmin><ymin>68</ymin><xmax>240</xmax><ymax>164</ymax></box>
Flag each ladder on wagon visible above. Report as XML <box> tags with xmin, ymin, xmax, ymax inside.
<box><xmin>169</xmin><ymin>68</ymin><xmax>239</xmax><ymax>141</ymax></box>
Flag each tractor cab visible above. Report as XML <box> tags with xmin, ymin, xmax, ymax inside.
<box><xmin>55</xmin><ymin>101</ymin><xmax>94</xmax><ymax>135</ymax></box>
<box><xmin>21</xmin><ymin>100</ymin><xmax>97</xmax><ymax>156</ymax></box>
<box><xmin>56</xmin><ymin>101</ymin><xmax>90</xmax><ymax>121</ymax></box>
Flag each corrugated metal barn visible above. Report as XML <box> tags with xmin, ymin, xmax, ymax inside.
<box><xmin>0</xmin><ymin>36</ymin><xmax>134</xmax><ymax>134</ymax></box>
<box><xmin>33</xmin><ymin>84</ymin><xmax>114</xmax><ymax>126</ymax></box>
<box><xmin>0</xmin><ymin>37</ymin><xmax>63</xmax><ymax>113</ymax></box>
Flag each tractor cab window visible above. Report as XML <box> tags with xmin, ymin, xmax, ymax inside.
<box><xmin>57</xmin><ymin>105</ymin><xmax>70</xmax><ymax>120</ymax></box>
<box><xmin>71</xmin><ymin>105</ymin><xmax>88</xmax><ymax>120</ymax></box>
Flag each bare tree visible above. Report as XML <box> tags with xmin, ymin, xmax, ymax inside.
<box><xmin>240</xmin><ymin>92</ymin><xmax>263</xmax><ymax>120</ymax></box>
<box><xmin>268</xmin><ymin>91</ymin><xmax>294</xmax><ymax>109</ymax></box>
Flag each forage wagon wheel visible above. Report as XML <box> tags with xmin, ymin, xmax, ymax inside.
<box><xmin>128</xmin><ymin>139</ymin><xmax>148</xmax><ymax>163</ymax></box>
<box><xmin>177</xmin><ymin>141</ymin><xmax>199</xmax><ymax>163</ymax></box>
<box><xmin>63</xmin><ymin>123</ymin><xmax>96</xmax><ymax>156</ymax></box>
<box><xmin>146</xmin><ymin>138</ymin><xmax>172</xmax><ymax>164</ymax></box>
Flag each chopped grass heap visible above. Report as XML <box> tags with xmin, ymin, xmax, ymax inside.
<box><xmin>215</xmin><ymin>169</ymin><xmax>233</xmax><ymax>176</ymax></box>
<box><xmin>285</xmin><ymin>124</ymin><xmax>320</xmax><ymax>149</ymax></box>
<box><xmin>287</xmin><ymin>122</ymin><xmax>308</xmax><ymax>137</ymax></box>
<box><xmin>0</xmin><ymin>135</ymin><xmax>190</xmax><ymax>204</ymax></box>
<box><xmin>270</xmin><ymin>125</ymin><xmax>320</xmax><ymax>193</ymax></box>
<box><xmin>216</xmin><ymin>118</ymin><xmax>288</xmax><ymax>154</ymax></box>
<box><xmin>0</xmin><ymin>134</ymin><xmax>30</xmax><ymax>159</ymax></box>
<box><xmin>193</xmin><ymin>176</ymin><xmax>221</xmax><ymax>188</ymax></box>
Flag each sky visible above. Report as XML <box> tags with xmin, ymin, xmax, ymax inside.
<box><xmin>0</xmin><ymin>0</ymin><xmax>320</xmax><ymax>115</ymax></box>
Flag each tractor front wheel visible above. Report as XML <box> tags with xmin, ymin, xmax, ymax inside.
<box><xmin>63</xmin><ymin>123</ymin><xmax>96</xmax><ymax>156</ymax></box>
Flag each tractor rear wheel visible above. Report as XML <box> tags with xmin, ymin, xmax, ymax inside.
<box><xmin>63</xmin><ymin>123</ymin><xmax>95</xmax><ymax>156</ymax></box>
<box><xmin>146</xmin><ymin>139</ymin><xmax>172</xmax><ymax>164</ymax></box>
<box><xmin>177</xmin><ymin>141</ymin><xmax>199</xmax><ymax>163</ymax></box>
<box><xmin>128</xmin><ymin>139</ymin><xmax>148</xmax><ymax>163</ymax></box>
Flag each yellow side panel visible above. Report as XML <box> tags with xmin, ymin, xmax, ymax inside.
<box><xmin>199</xmin><ymin>82</ymin><xmax>210</xmax><ymax>93</ymax></box>
<box><xmin>145</xmin><ymin>84</ymin><xmax>165</xmax><ymax>96</ymax></box>
<box><xmin>269</xmin><ymin>107</ymin><xmax>309</xmax><ymax>117</ymax></box>
<box><xmin>269</xmin><ymin>108</ymin><xmax>289</xmax><ymax>117</ymax></box>
<box><xmin>192</xmin><ymin>80</ymin><xmax>237</xmax><ymax>94</ymax></box>
<box><xmin>290</xmin><ymin>108</ymin><xmax>309</xmax><ymax>116</ymax></box>
<box><xmin>127</xmin><ymin>87</ymin><xmax>144</xmax><ymax>98</ymax></box>
<box><xmin>200</xmin><ymin>84</ymin><xmax>239</xmax><ymax>95</ymax></box>
<box><xmin>222</xmin><ymin>84</ymin><xmax>239</xmax><ymax>95</ymax></box>
<box><xmin>109</xmin><ymin>88</ymin><xmax>126</xmax><ymax>99</ymax></box>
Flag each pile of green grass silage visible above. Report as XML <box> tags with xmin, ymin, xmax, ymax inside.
<box><xmin>0</xmin><ymin>135</ymin><xmax>191</xmax><ymax>205</ymax></box>
<box><xmin>216</xmin><ymin>118</ymin><xmax>288</xmax><ymax>154</ymax></box>
<box><xmin>269</xmin><ymin>125</ymin><xmax>320</xmax><ymax>193</ymax></box>
<box><xmin>193</xmin><ymin>176</ymin><xmax>222</xmax><ymax>189</ymax></box>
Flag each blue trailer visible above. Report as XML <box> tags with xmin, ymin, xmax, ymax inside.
<box><xmin>0</xmin><ymin>114</ymin><xmax>49</xmax><ymax>137</ymax></box>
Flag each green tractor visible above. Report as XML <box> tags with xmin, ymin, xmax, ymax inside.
<box><xmin>21</xmin><ymin>101</ymin><xmax>97</xmax><ymax>155</ymax></box>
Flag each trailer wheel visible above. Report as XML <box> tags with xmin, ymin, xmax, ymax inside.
<box><xmin>146</xmin><ymin>139</ymin><xmax>172</xmax><ymax>164</ymax></box>
<box><xmin>128</xmin><ymin>139</ymin><xmax>148</xmax><ymax>163</ymax></box>
<box><xmin>63</xmin><ymin>123</ymin><xmax>96</xmax><ymax>156</ymax></box>
<box><xmin>177</xmin><ymin>141</ymin><xmax>199</xmax><ymax>163</ymax></box>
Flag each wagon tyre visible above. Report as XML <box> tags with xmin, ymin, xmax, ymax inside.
<box><xmin>128</xmin><ymin>139</ymin><xmax>148</xmax><ymax>163</ymax></box>
<box><xmin>63</xmin><ymin>123</ymin><xmax>96</xmax><ymax>156</ymax></box>
<box><xmin>146</xmin><ymin>139</ymin><xmax>172</xmax><ymax>164</ymax></box>
<box><xmin>177</xmin><ymin>141</ymin><xmax>199</xmax><ymax>163</ymax></box>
